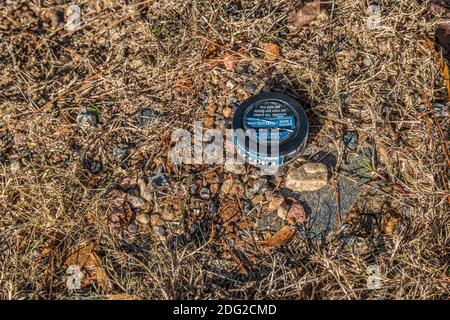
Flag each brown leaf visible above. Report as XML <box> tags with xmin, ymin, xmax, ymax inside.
<box><xmin>262</xmin><ymin>43</ymin><xmax>280</xmax><ymax>61</ymax></box>
<box><xmin>288</xmin><ymin>0</ymin><xmax>321</xmax><ymax>28</ymax></box>
<box><xmin>287</xmin><ymin>199</ymin><xmax>307</xmax><ymax>224</ymax></box>
<box><xmin>219</xmin><ymin>198</ymin><xmax>240</xmax><ymax>223</ymax></box>
<box><xmin>223</xmin><ymin>52</ymin><xmax>239</xmax><ymax>72</ymax></box>
<box><xmin>64</xmin><ymin>243</ymin><xmax>113</xmax><ymax>292</ymax></box>
<box><xmin>108</xmin><ymin>189</ymin><xmax>133</xmax><ymax>230</ymax></box>
<box><xmin>263</xmin><ymin>225</ymin><xmax>296</xmax><ymax>247</ymax></box>
<box><xmin>64</xmin><ymin>242</ymin><xmax>97</xmax><ymax>268</ymax></box>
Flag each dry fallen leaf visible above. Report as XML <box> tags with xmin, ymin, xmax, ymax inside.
<box><xmin>108</xmin><ymin>189</ymin><xmax>133</xmax><ymax>230</ymax></box>
<box><xmin>263</xmin><ymin>225</ymin><xmax>296</xmax><ymax>247</ymax></box>
<box><xmin>218</xmin><ymin>198</ymin><xmax>240</xmax><ymax>223</ymax></box>
<box><xmin>262</xmin><ymin>43</ymin><xmax>280</xmax><ymax>61</ymax></box>
<box><xmin>64</xmin><ymin>243</ymin><xmax>113</xmax><ymax>292</ymax></box>
<box><xmin>288</xmin><ymin>0</ymin><xmax>321</xmax><ymax>28</ymax></box>
<box><xmin>223</xmin><ymin>52</ymin><xmax>239</xmax><ymax>72</ymax></box>
<box><xmin>287</xmin><ymin>199</ymin><xmax>307</xmax><ymax>224</ymax></box>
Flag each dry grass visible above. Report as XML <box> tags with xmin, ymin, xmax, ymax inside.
<box><xmin>0</xmin><ymin>0</ymin><xmax>448</xmax><ymax>299</ymax></box>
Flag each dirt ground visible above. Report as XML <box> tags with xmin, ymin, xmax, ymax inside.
<box><xmin>0</xmin><ymin>0</ymin><xmax>448</xmax><ymax>299</ymax></box>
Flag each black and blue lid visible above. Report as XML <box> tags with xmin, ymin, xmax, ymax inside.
<box><xmin>232</xmin><ymin>92</ymin><xmax>309</xmax><ymax>163</ymax></box>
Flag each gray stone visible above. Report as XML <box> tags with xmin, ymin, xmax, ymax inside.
<box><xmin>343</xmin><ymin>131</ymin><xmax>358</xmax><ymax>150</ymax></box>
<box><xmin>150</xmin><ymin>174</ymin><xmax>169</xmax><ymax>187</ymax></box>
<box><xmin>108</xmin><ymin>143</ymin><xmax>129</xmax><ymax>162</ymax></box>
<box><xmin>136</xmin><ymin>108</ymin><xmax>157</xmax><ymax>126</ymax></box>
<box><xmin>127</xmin><ymin>223</ymin><xmax>138</xmax><ymax>233</ymax></box>
<box><xmin>77</xmin><ymin>108</ymin><xmax>99</xmax><ymax>127</ymax></box>
<box><xmin>129</xmin><ymin>196</ymin><xmax>146</xmax><ymax>210</ymax></box>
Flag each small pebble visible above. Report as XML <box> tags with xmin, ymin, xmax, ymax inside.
<box><xmin>77</xmin><ymin>108</ymin><xmax>99</xmax><ymax>127</ymax></box>
<box><xmin>108</xmin><ymin>143</ymin><xmax>129</xmax><ymax>162</ymax></box>
<box><xmin>129</xmin><ymin>196</ymin><xmax>146</xmax><ymax>210</ymax></box>
<box><xmin>343</xmin><ymin>131</ymin><xmax>358</xmax><ymax>150</ymax></box>
<box><xmin>127</xmin><ymin>223</ymin><xmax>138</xmax><ymax>233</ymax></box>
<box><xmin>199</xmin><ymin>187</ymin><xmax>211</xmax><ymax>200</ymax></box>
<box><xmin>136</xmin><ymin>213</ymin><xmax>151</xmax><ymax>225</ymax></box>
<box><xmin>9</xmin><ymin>160</ymin><xmax>21</xmax><ymax>173</ymax></box>
<box><xmin>136</xmin><ymin>108</ymin><xmax>157</xmax><ymax>126</ymax></box>
<box><xmin>150</xmin><ymin>174</ymin><xmax>168</xmax><ymax>187</ymax></box>
<box><xmin>277</xmin><ymin>205</ymin><xmax>288</xmax><ymax>220</ymax></box>
<box><xmin>82</xmin><ymin>158</ymin><xmax>102</xmax><ymax>174</ymax></box>
<box><xmin>226</xmin><ymin>79</ymin><xmax>237</xmax><ymax>89</ymax></box>
<box><xmin>243</xmin><ymin>82</ymin><xmax>257</xmax><ymax>94</ymax></box>
<box><xmin>222</xmin><ymin>106</ymin><xmax>233</xmax><ymax>118</ymax></box>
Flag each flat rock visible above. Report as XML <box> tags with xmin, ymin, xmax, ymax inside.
<box><xmin>284</xmin><ymin>162</ymin><xmax>328</xmax><ymax>192</ymax></box>
<box><xmin>280</xmin><ymin>151</ymin><xmax>370</xmax><ymax>240</ymax></box>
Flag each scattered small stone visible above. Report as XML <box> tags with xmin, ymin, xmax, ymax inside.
<box><xmin>285</xmin><ymin>162</ymin><xmax>328</xmax><ymax>192</ymax></box>
<box><xmin>265</xmin><ymin>194</ymin><xmax>285</xmax><ymax>212</ymax></box>
<box><xmin>381</xmin><ymin>210</ymin><xmax>401</xmax><ymax>235</ymax></box>
<box><xmin>9</xmin><ymin>160</ymin><xmax>21</xmax><ymax>173</ymax></box>
<box><xmin>206</xmin><ymin>104</ymin><xmax>217</xmax><ymax>116</ymax></box>
<box><xmin>243</xmin><ymin>82</ymin><xmax>257</xmax><ymax>94</ymax></box>
<box><xmin>129</xmin><ymin>58</ymin><xmax>145</xmax><ymax>70</ymax></box>
<box><xmin>150</xmin><ymin>174</ymin><xmax>168</xmax><ymax>187</ymax></box>
<box><xmin>247</xmin><ymin>178</ymin><xmax>269</xmax><ymax>197</ymax></box>
<box><xmin>255</xmin><ymin>213</ymin><xmax>283</xmax><ymax>232</ymax></box>
<box><xmin>432</xmin><ymin>103</ymin><xmax>449</xmax><ymax>117</ymax></box>
<box><xmin>222</xmin><ymin>106</ymin><xmax>233</xmax><ymax>118</ymax></box>
<box><xmin>135</xmin><ymin>213</ymin><xmax>151</xmax><ymax>225</ymax></box>
<box><xmin>343</xmin><ymin>131</ymin><xmax>358</xmax><ymax>150</ymax></box>
<box><xmin>127</xmin><ymin>223</ymin><xmax>138</xmax><ymax>233</ymax></box>
<box><xmin>277</xmin><ymin>205</ymin><xmax>288</xmax><ymax>220</ymax></box>
<box><xmin>150</xmin><ymin>214</ymin><xmax>164</xmax><ymax>226</ymax></box>
<box><xmin>108</xmin><ymin>143</ymin><xmax>129</xmax><ymax>162</ymax></box>
<box><xmin>242</xmin><ymin>200</ymin><xmax>253</xmax><ymax>214</ymax></box>
<box><xmin>82</xmin><ymin>158</ymin><xmax>102</xmax><ymax>174</ymax></box>
<box><xmin>77</xmin><ymin>107</ymin><xmax>99</xmax><ymax>127</ymax></box>
<box><xmin>13</xmin><ymin>132</ymin><xmax>26</xmax><ymax>145</ymax></box>
<box><xmin>199</xmin><ymin>187</ymin><xmax>211</xmax><ymax>200</ymax></box>
<box><xmin>203</xmin><ymin>116</ymin><xmax>215</xmax><ymax>127</ymax></box>
<box><xmin>129</xmin><ymin>196</ymin><xmax>146</xmax><ymax>210</ymax></box>
<box><xmin>226</xmin><ymin>79</ymin><xmax>237</xmax><ymax>89</ymax></box>
<box><xmin>161</xmin><ymin>208</ymin><xmax>183</xmax><ymax>222</ymax></box>
<box><xmin>153</xmin><ymin>226</ymin><xmax>166</xmax><ymax>240</ymax></box>
<box><xmin>286</xmin><ymin>199</ymin><xmax>307</xmax><ymax>224</ymax></box>
<box><xmin>136</xmin><ymin>108</ymin><xmax>157</xmax><ymax>126</ymax></box>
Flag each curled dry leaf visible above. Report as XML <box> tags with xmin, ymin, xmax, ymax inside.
<box><xmin>223</xmin><ymin>52</ymin><xmax>239</xmax><ymax>72</ymax></box>
<box><xmin>288</xmin><ymin>0</ymin><xmax>321</xmax><ymax>28</ymax></box>
<box><xmin>262</xmin><ymin>43</ymin><xmax>280</xmax><ymax>61</ymax></box>
<box><xmin>287</xmin><ymin>199</ymin><xmax>307</xmax><ymax>224</ymax></box>
<box><xmin>263</xmin><ymin>225</ymin><xmax>296</xmax><ymax>247</ymax></box>
<box><xmin>108</xmin><ymin>189</ymin><xmax>133</xmax><ymax>229</ymax></box>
